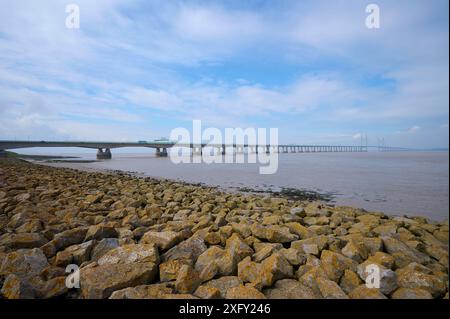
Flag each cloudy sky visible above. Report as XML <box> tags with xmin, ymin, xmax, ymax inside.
<box><xmin>0</xmin><ymin>0</ymin><xmax>448</xmax><ymax>148</ymax></box>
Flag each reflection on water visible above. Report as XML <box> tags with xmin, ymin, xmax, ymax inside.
<box><xmin>40</xmin><ymin>151</ymin><xmax>449</xmax><ymax>221</ymax></box>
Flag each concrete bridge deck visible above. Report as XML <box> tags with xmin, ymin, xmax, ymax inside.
<box><xmin>0</xmin><ymin>140</ymin><xmax>408</xmax><ymax>159</ymax></box>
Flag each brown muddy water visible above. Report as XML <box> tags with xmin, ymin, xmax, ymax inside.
<box><xmin>20</xmin><ymin>149</ymin><xmax>449</xmax><ymax>221</ymax></box>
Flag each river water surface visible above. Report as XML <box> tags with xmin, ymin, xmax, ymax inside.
<box><xmin>22</xmin><ymin>149</ymin><xmax>449</xmax><ymax>221</ymax></box>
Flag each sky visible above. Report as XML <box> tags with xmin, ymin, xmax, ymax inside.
<box><xmin>0</xmin><ymin>0</ymin><xmax>448</xmax><ymax>149</ymax></box>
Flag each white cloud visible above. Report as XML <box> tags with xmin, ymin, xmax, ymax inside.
<box><xmin>408</xmin><ymin>126</ymin><xmax>421</xmax><ymax>133</ymax></box>
<box><xmin>124</xmin><ymin>88</ymin><xmax>182</xmax><ymax>111</ymax></box>
<box><xmin>174</xmin><ymin>6</ymin><xmax>263</xmax><ymax>42</ymax></box>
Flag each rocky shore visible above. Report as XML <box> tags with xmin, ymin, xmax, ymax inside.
<box><xmin>0</xmin><ymin>158</ymin><xmax>448</xmax><ymax>299</ymax></box>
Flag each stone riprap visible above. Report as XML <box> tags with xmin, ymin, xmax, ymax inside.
<box><xmin>0</xmin><ymin>158</ymin><xmax>448</xmax><ymax>299</ymax></box>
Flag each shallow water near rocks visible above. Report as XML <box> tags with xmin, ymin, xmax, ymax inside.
<box><xmin>23</xmin><ymin>150</ymin><xmax>449</xmax><ymax>221</ymax></box>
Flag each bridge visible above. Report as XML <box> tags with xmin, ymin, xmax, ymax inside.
<box><xmin>0</xmin><ymin>140</ymin><xmax>409</xmax><ymax>159</ymax></box>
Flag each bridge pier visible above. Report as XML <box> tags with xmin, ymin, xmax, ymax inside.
<box><xmin>191</xmin><ymin>146</ymin><xmax>202</xmax><ymax>156</ymax></box>
<box><xmin>97</xmin><ymin>148</ymin><xmax>112</xmax><ymax>159</ymax></box>
<box><xmin>156</xmin><ymin>147</ymin><xmax>168</xmax><ymax>157</ymax></box>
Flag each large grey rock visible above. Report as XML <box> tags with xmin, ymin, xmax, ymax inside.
<box><xmin>110</xmin><ymin>283</ymin><xmax>173</xmax><ymax>299</ymax></box>
<box><xmin>162</xmin><ymin>236</ymin><xmax>207</xmax><ymax>264</ymax></box>
<box><xmin>0</xmin><ymin>248</ymin><xmax>48</xmax><ymax>278</ymax></box>
<box><xmin>80</xmin><ymin>262</ymin><xmax>158</xmax><ymax>299</ymax></box>
<box><xmin>91</xmin><ymin>238</ymin><xmax>120</xmax><ymax>261</ymax></box>
<box><xmin>204</xmin><ymin>276</ymin><xmax>242</xmax><ymax>298</ymax></box>
<box><xmin>140</xmin><ymin>230</ymin><xmax>183</xmax><ymax>250</ymax></box>
<box><xmin>0</xmin><ymin>233</ymin><xmax>48</xmax><ymax>250</ymax></box>
<box><xmin>97</xmin><ymin>244</ymin><xmax>159</xmax><ymax>266</ymax></box>
<box><xmin>263</xmin><ymin>279</ymin><xmax>317</xmax><ymax>299</ymax></box>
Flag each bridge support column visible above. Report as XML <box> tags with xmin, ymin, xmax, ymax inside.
<box><xmin>97</xmin><ymin>148</ymin><xmax>112</xmax><ymax>159</ymax></box>
<box><xmin>156</xmin><ymin>147</ymin><xmax>168</xmax><ymax>157</ymax></box>
<box><xmin>192</xmin><ymin>146</ymin><xmax>202</xmax><ymax>156</ymax></box>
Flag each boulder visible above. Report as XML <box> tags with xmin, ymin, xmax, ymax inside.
<box><xmin>279</xmin><ymin>248</ymin><xmax>306</xmax><ymax>266</ymax></box>
<box><xmin>304</xmin><ymin>216</ymin><xmax>329</xmax><ymax>226</ymax></box>
<box><xmin>225</xmin><ymin>285</ymin><xmax>266</xmax><ymax>299</ymax></box>
<box><xmin>251</xmin><ymin>224</ymin><xmax>297</xmax><ymax>243</ymax></box>
<box><xmin>41</xmin><ymin>227</ymin><xmax>89</xmax><ymax>257</ymax></box>
<box><xmin>356</xmin><ymin>262</ymin><xmax>398</xmax><ymax>295</ymax></box>
<box><xmin>365</xmin><ymin>252</ymin><xmax>395</xmax><ymax>269</ymax></box>
<box><xmin>361</xmin><ymin>237</ymin><xmax>383</xmax><ymax>255</ymax></box>
<box><xmin>162</xmin><ymin>236</ymin><xmax>207</xmax><ymax>264</ymax></box>
<box><xmin>85</xmin><ymin>193</ymin><xmax>104</xmax><ymax>204</ymax></box>
<box><xmin>204</xmin><ymin>232</ymin><xmax>221</xmax><ymax>245</ymax></box>
<box><xmin>0</xmin><ymin>233</ymin><xmax>48</xmax><ymax>250</ymax></box>
<box><xmin>396</xmin><ymin>267</ymin><xmax>447</xmax><ymax>298</ymax></box>
<box><xmin>238</xmin><ymin>256</ymin><xmax>261</xmax><ymax>284</ymax></box>
<box><xmin>160</xmin><ymin>259</ymin><xmax>190</xmax><ymax>282</ymax></box>
<box><xmin>225</xmin><ymin>233</ymin><xmax>254</xmax><ymax>260</ymax></box>
<box><xmin>341</xmin><ymin>240</ymin><xmax>368</xmax><ymax>262</ymax></box>
<box><xmin>348</xmin><ymin>285</ymin><xmax>387</xmax><ymax>299</ymax></box>
<box><xmin>55</xmin><ymin>240</ymin><xmax>95</xmax><ymax>267</ymax></box>
<box><xmin>84</xmin><ymin>225</ymin><xmax>118</xmax><ymax>241</ymax></box>
<box><xmin>373</xmin><ymin>224</ymin><xmax>398</xmax><ymax>237</ymax></box>
<box><xmin>285</xmin><ymin>222</ymin><xmax>315</xmax><ymax>239</ymax></box>
<box><xmin>194</xmin><ymin>285</ymin><xmax>221</xmax><ymax>299</ymax></box>
<box><xmin>16</xmin><ymin>220</ymin><xmax>44</xmax><ymax>234</ymax></box>
<box><xmin>298</xmin><ymin>266</ymin><xmax>328</xmax><ymax>297</ymax></box>
<box><xmin>320</xmin><ymin>250</ymin><xmax>357</xmax><ymax>282</ymax></box>
<box><xmin>291</xmin><ymin>236</ymin><xmax>329</xmax><ymax>255</ymax></box>
<box><xmin>175</xmin><ymin>264</ymin><xmax>201</xmax><ymax>294</ymax></box>
<box><xmin>253</xmin><ymin>243</ymin><xmax>282</xmax><ymax>262</ymax></box>
<box><xmin>1</xmin><ymin>274</ymin><xmax>36</xmax><ymax>299</ymax></box>
<box><xmin>263</xmin><ymin>279</ymin><xmax>316</xmax><ymax>299</ymax></box>
<box><xmin>161</xmin><ymin>293</ymin><xmax>199</xmax><ymax>299</ymax></box>
<box><xmin>0</xmin><ymin>248</ymin><xmax>48</xmax><ymax>278</ymax></box>
<box><xmin>204</xmin><ymin>276</ymin><xmax>242</xmax><ymax>298</ymax></box>
<box><xmin>198</xmin><ymin>260</ymin><xmax>220</xmax><ymax>282</ymax></box>
<box><xmin>230</xmin><ymin>223</ymin><xmax>252</xmax><ymax>238</ymax></box>
<box><xmin>391</xmin><ymin>287</ymin><xmax>433</xmax><ymax>299</ymax></box>
<box><xmin>97</xmin><ymin>244</ymin><xmax>159</xmax><ymax>265</ymax></box>
<box><xmin>90</xmin><ymin>238</ymin><xmax>119</xmax><ymax>261</ymax></box>
<box><xmin>195</xmin><ymin>246</ymin><xmax>236</xmax><ymax>276</ymax></box>
<box><xmin>140</xmin><ymin>230</ymin><xmax>183</xmax><ymax>250</ymax></box>
<box><xmin>339</xmin><ymin>269</ymin><xmax>362</xmax><ymax>294</ymax></box>
<box><xmin>265</xmin><ymin>226</ymin><xmax>298</xmax><ymax>243</ymax></box>
<box><xmin>316</xmin><ymin>277</ymin><xmax>349</xmax><ymax>299</ymax></box>
<box><xmin>110</xmin><ymin>283</ymin><xmax>173</xmax><ymax>299</ymax></box>
<box><xmin>39</xmin><ymin>276</ymin><xmax>68</xmax><ymax>299</ymax></box>
<box><xmin>80</xmin><ymin>262</ymin><xmax>157</xmax><ymax>299</ymax></box>
<box><xmin>259</xmin><ymin>253</ymin><xmax>294</xmax><ymax>287</ymax></box>
<box><xmin>382</xmin><ymin>236</ymin><xmax>430</xmax><ymax>265</ymax></box>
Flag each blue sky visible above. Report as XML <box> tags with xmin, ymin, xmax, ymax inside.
<box><xmin>0</xmin><ymin>0</ymin><xmax>448</xmax><ymax>148</ymax></box>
